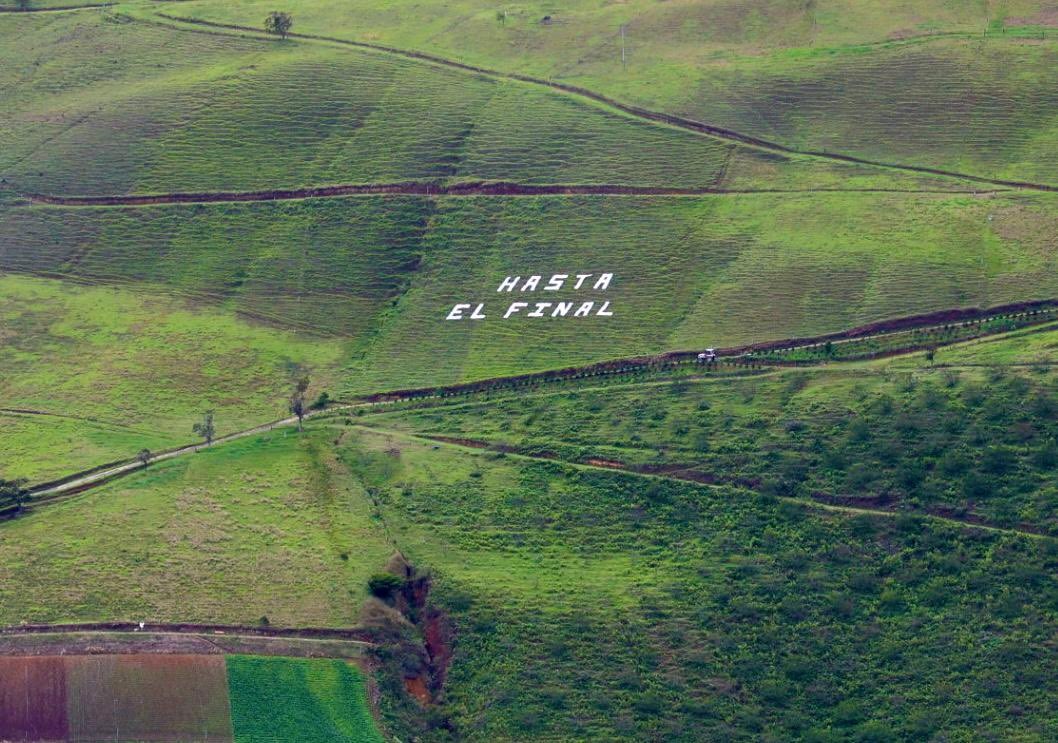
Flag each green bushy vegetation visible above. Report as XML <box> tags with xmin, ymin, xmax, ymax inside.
<box><xmin>366</xmin><ymin>330</ymin><xmax>1058</xmax><ymax>532</ymax></box>
<box><xmin>338</xmin><ymin>427</ymin><xmax>1058</xmax><ymax>741</ymax></box>
<box><xmin>227</xmin><ymin>655</ymin><xmax>383</xmax><ymax>743</ymax></box>
<box><xmin>0</xmin><ymin>429</ymin><xmax>393</xmax><ymax>625</ymax></box>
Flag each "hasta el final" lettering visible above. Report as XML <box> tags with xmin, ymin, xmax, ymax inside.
<box><xmin>445</xmin><ymin>273</ymin><xmax>615</xmax><ymax>321</ymax></box>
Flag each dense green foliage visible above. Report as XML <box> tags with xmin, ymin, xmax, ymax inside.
<box><xmin>368</xmin><ymin>332</ymin><xmax>1058</xmax><ymax>532</ymax></box>
<box><xmin>227</xmin><ymin>655</ymin><xmax>382</xmax><ymax>742</ymax></box>
<box><xmin>338</xmin><ymin>427</ymin><xmax>1058</xmax><ymax>741</ymax></box>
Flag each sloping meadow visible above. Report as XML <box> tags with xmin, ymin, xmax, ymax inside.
<box><xmin>4</xmin><ymin>191</ymin><xmax>1058</xmax><ymax>398</ymax></box>
<box><xmin>1</xmin><ymin>13</ymin><xmax>735</xmax><ymax>195</ymax></box>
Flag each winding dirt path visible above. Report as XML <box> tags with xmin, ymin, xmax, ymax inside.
<box><xmin>0</xmin><ymin>621</ymin><xmax>372</xmax><ymax>641</ymax></box>
<box><xmin>361</xmin><ymin>426</ymin><xmax>1053</xmax><ymax>542</ymax></box>
<box><xmin>16</xmin><ymin>298</ymin><xmax>1057</xmax><ymax>509</ymax></box>
<box><xmin>150</xmin><ymin>12</ymin><xmax>1058</xmax><ymax>194</ymax></box>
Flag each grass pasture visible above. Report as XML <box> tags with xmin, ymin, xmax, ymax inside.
<box><xmin>352</xmin><ymin>192</ymin><xmax>1058</xmax><ymax>391</ymax></box>
<box><xmin>1</xmin><ymin>11</ymin><xmax>1003</xmax><ymax>198</ymax></box>
<box><xmin>0</xmin><ymin>428</ymin><xmax>393</xmax><ymax>626</ymax></box>
<box><xmin>0</xmin><ymin>12</ymin><xmax>749</xmax><ymax>196</ymax></box>
<box><xmin>0</xmin><ymin>273</ymin><xmax>346</xmax><ymax>480</ymax></box>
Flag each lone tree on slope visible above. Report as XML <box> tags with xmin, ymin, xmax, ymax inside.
<box><xmin>290</xmin><ymin>377</ymin><xmax>309</xmax><ymax>432</ymax></box>
<box><xmin>265</xmin><ymin>11</ymin><xmax>294</xmax><ymax>39</ymax></box>
<box><xmin>193</xmin><ymin>410</ymin><xmax>216</xmax><ymax>447</ymax></box>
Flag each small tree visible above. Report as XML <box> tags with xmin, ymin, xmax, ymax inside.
<box><xmin>496</xmin><ymin>9</ymin><xmax>506</xmax><ymax>24</ymax></box>
<box><xmin>0</xmin><ymin>478</ymin><xmax>29</xmax><ymax>515</ymax></box>
<box><xmin>193</xmin><ymin>410</ymin><xmax>216</xmax><ymax>446</ymax></box>
<box><xmin>290</xmin><ymin>377</ymin><xmax>309</xmax><ymax>431</ymax></box>
<box><xmin>137</xmin><ymin>448</ymin><xmax>152</xmax><ymax>468</ymax></box>
<box><xmin>311</xmin><ymin>391</ymin><xmax>330</xmax><ymax>410</ymax></box>
<box><xmin>17</xmin><ymin>0</ymin><xmax>31</xmax><ymax>11</ymax></box>
<box><xmin>265</xmin><ymin>11</ymin><xmax>293</xmax><ymax>39</ymax></box>
<box><xmin>925</xmin><ymin>346</ymin><xmax>937</xmax><ymax>365</ymax></box>
<box><xmin>368</xmin><ymin>572</ymin><xmax>405</xmax><ymax>599</ymax></box>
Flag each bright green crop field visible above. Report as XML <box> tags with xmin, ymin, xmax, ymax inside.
<box><xmin>227</xmin><ymin>655</ymin><xmax>384</xmax><ymax>743</ymax></box>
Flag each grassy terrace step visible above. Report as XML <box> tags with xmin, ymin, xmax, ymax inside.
<box><xmin>1</xmin><ymin>11</ymin><xmax>999</xmax><ymax>197</ymax></box>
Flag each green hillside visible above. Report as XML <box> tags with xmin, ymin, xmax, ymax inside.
<box><xmin>0</xmin><ymin>273</ymin><xmax>346</xmax><ymax>480</ymax></box>
<box><xmin>4</xmin><ymin>404</ymin><xmax>1057</xmax><ymax>740</ymax></box>
<box><xmin>367</xmin><ymin>327</ymin><xmax>1058</xmax><ymax>533</ymax></box>
<box><xmin>1</xmin><ymin>11</ymin><xmax>845</xmax><ymax>196</ymax></box>
<box><xmin>4</xmin><ymin>191</ymin><xmax>1058</xmax><ymax>476</ymax></box>
<box><xmin>4</xmin><ymin>2</ymin><xmax>1058</xmax><ymax>740</ymax></box>
<box><xmin>167</xmin><ymin>0</ymin><xmax>1058</xmax><ymax>185</ymax></box>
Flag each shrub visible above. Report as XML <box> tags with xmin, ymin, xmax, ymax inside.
<box><xmin>367</xmin><ymin>572</ymin><xmax>405</xmax><ymax>599</ymax></box>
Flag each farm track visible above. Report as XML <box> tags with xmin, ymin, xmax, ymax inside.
<box><xmin>362</xmin><ymin>426</ymin><xmax>1053</xmax><ymax>541</ymax></box>
<box><xmin>148</xmin><ymin>12</ymin><xmax>1058</xmax><ymax>194</ymax></box>
<box><xmin>0</xmin><ymin>3</ymin><xmax>111</xmax><ymax>12</ymax></box>
<box><xmin>0</xmin><ymin>407</ymin><xmax>161</xmax><ymax>437</ymax></box>
<box><xmin>17</xmin><ymin>182</ymin><xmax>998</xmax><ymax>206</ymax></box>
<box><xmin>16</xmin><ymin>298</ymin><xmax>1058</xmax><ymax>515</ymax></box>
<box><xmin>0</xmin><ymin>621</ymin><xmax>372</xmax><ymax>641</ymax></box>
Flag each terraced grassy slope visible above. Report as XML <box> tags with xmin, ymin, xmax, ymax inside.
<box><xmin>353</xmin><ymin>192</ymin><xmax>1058</xmax><ymax>391</ymax></box>
<box><xmin>169</xmin><ymin>0</ymin><xmax>1058</xmax><ymax>184</ymax></box>
<box><xmin>0</xmin><ymin>12</ymin><xmax>818</xmax><ymax>196</ymax></box>
<box><xmin>0</xmin><ymin>429</ymin><xmax>392</xmax><ymax>625</ymax></box>
<box><xmin>5</xmin><ymin>11</ymin><xmax>1012</xmax><ymax>198</ymax></box>
<box><xmin>5</xmin><ymin>192</ymin><xmax>1058</xmax><ymax>416</ymax></box>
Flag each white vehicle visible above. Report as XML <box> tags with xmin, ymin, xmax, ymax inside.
<box><xmin>697</xmin><ymin>349</ymin><xmax>717</xmax><ymax>362</ymax></box>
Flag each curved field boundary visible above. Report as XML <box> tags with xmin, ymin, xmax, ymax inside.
<box><xmin>151</xmin><ymin>12</ymin><xmax>1058</xmax><ymax>194</ymax></box>
<box><xmin>361</xmin><ymin>425</ymin><xmax>1053</xmax><ymax>541</ymax></box>
<box><xmin>17</xmin><ymin>182</ymin><xmax>994</xmax><ymax>206</ymax></box>
<box><xmin>0</xmin><ymin>3</ymin><xmax>111</xmax><ymax>12</ymax></box>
